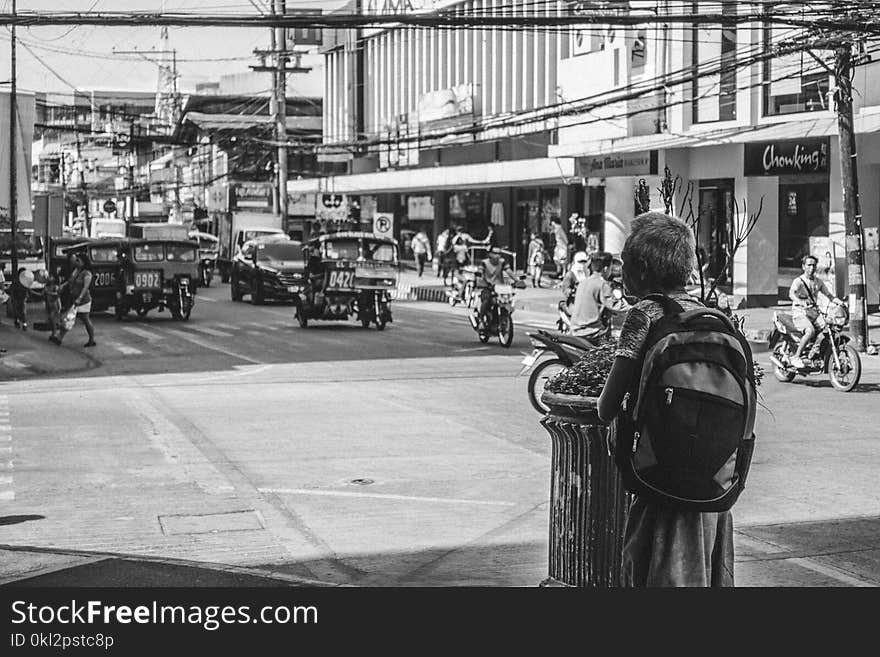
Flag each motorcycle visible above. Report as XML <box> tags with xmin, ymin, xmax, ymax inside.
<box><xmin>468</xmin><ymin>282</ymin><xmax>521</xmax><ymax>347</ymax></box>
<box><xmin>520</xmin><ymin>329</ymin><xmax>607</xmax><ymax>414</ymax></box>
<box><xmin>199</xmin><ymin>256</ymin><xmax>215</xmax><ymax>288</ymax></box>
<box><xmin>768</xmin><ymin>299</ymin><xmax>862</xmax><ymax>392</ymax></box>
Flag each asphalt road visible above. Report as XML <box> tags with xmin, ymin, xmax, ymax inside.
<box><xmin>45</xmin><ymin>283</ymin><xmax>542</xmax><ymax>378</ymax></box>
<box><xmin>1</xmin><ymin>284</ymin><xmax>880</xmax><ymax>586</ymax></box>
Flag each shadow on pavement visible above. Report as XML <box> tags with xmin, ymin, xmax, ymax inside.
<box><xmin>0</xmin><ymin>515</ymin><xmax>45</xmax><ymax>527</ymax></box>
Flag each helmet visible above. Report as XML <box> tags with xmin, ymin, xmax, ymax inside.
<box><xmin>573</xmin><ymin>251</ymin><xmax>589</xmax><ymax>265</ymax></box>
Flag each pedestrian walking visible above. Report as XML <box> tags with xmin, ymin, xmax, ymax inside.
<box><xmin>51</xmin><ymin>253</ymin><xmax>96</xmax><ymax>348</ymax></box>
<box><xmin>597</xmin><ymin>212</ymin><xmax>734</xmax><ymax>587</ymax></box>
<box><xmin>410</xmin><ymin>229</ymin><xmax>432</xmax><ymax>277</ymax></box>
<box><xmin>551</xmin><ymin>217</ymin><xmax>569</xmax><ymax>280</ymax></box>
<box><xmin>434</xmin><ymin>227</ymin><xmax>450</xmax><ymax>279</ymax></box>
<box><xmin>43</xmin><ymin>274</ymin><xmax>62</xmax><ymax>342</ymax></box>
<box><xmin>527</xmin><ymin>233</ymin><xmax>545</xmax><ymax>288</ymax></box>
<box><xmin>11</xmin><ymin>268</ymin><xmax>30</xmax><ymax>331</ymax></box>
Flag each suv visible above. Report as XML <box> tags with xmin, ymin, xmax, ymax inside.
<box><xmin>230</xmin><ymin>237</ymin><xmax>306</xmax><ymax>304</ymax></box>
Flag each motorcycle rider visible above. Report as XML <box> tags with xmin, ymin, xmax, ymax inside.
<box><xmin>569</xmin><ymin>251</ymin><xmax>622</xmax><ymax>339</ymax></box>
<box><xmin>560</xmin><ymin>251</ymin><xmax>590</xmax><ymax>307</ymax></box>
<box><xmin>473</xmin><ymin>247</ymin><xmax>519</xmax><ymax>328</ymax></box>
<box><xmin>789</xmin><ymin>254</ymin><xmax>843</xmax><ymax>369</ymax></box>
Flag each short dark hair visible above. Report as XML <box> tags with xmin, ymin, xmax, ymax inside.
<box><xmin>589</xmin><ymin>251</ymin><xmax>613</xmax><ymax>272</ymax></box>
<box><xmin>622</xmin><ymin>212</ymin><xmax>696</xmax><ymax>290</ymax></box>
<box><xmin>802</xmin><ymin>254</ymin><xmax>818</xmax><ymax>265</ymax></box>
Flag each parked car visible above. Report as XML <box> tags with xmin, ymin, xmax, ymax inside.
<box><xmin>230</xmin><ymin>237</ymin><xmax>306</xmax><ymax>304</ymax></box>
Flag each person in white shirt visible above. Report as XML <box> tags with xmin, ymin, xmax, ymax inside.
<box><xmin>410</xmin><ymin>230</ymin><xmax>432</xmax><ymax>277</ymax></box>
<box><xmin>788</xmin><ymin>254</ymin><xmax>842</xmax><ymax>368</ymax></box>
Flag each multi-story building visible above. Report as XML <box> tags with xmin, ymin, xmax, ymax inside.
<box><xmin>291</xmin><ymin>0</ymin><xmax>880</xmax><ymax>308</ymax></box>
<box><xmin>31</xmin><ymin>89</ymin><xmax>159</xmax><ymax>228</ymax></box>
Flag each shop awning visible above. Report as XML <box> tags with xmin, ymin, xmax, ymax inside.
<box><xmin>287</xmin><ymin>156</ymin><xmax>577</xmax><ymax>195</ymax></box>
<box><xmin>548</xmin><ymin>108</ymin><xmax>880</xmax><ymax>158</ymax></box>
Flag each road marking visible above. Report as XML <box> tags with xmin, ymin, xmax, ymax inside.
<box><xmin>454</xmin><ymin>347</ymin><xmax>491</xmax><ymax>353</ymax></box>
<box><xmin>198</xmin><ymin>296</ymin><xmax>217</xmax><ymax>302</ymax></box>
<box><xmin>246</xmin><ymin>330</ymin><xmax>262</xmax><ymax>336</ymax></box>
<box><xmin>121</xmin><ymin>326</ymin><xmax>162</xmax><ymax>341</ymax></box>
<box><xmin>164</xmin><ymin>329</ymin><xmax>262</xmax><ymax>364</ymax></box>
<box><xmin>258</xmin><ymin>487</ymin><xmax>516</xmax><ymax>507</ymax></box>
<box><xmin>213</xmin><ymin>323</ymin><xmax>239</xmax><ymax>331</ymax></box>
<box><xmin>104</xmin><ymin>341</ymin><xmax>143</xmax><ymax>356</ymax></box>
<box><xmin>186</xmin><ymin>325</ymin><xmax>234</xmax><ymax>338</ymax></box>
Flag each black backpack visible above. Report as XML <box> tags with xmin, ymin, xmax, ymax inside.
<box><xmin>615</xmin><ymin>295</ymin><xmax>757</xmax><ymax>512</ymax></box>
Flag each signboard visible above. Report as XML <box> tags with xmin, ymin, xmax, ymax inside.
<box><xmin>373</xmin><ymin>212</ymin><xmax>394</xmax><ymax>238</ymax></box>
<box><xmin>407</xmin><ymin>195</ymin><xmax>434</xmax><ymax>221</ymax></box>
<box><xmin>231</xmin><ymin>182</ymin><xmax>273</xmax><ymax>211</ymax></box>
<box><xmin>577</xmin><ymin>150</ymin><xmax>658</xmax><ymax>178</ymax></box>
<box><xmin>317</xmin><ymin>193</ymin><xmax>348</xmax><ymax>223</ymax></box>
<box><xmin>744</xmin><ymin>138</ymin><xmax>830</xmax><ymax>176</ymax></box>
<box><xmin>102</xmin><ymin>199</ymin><xmax>117</xmax><ymax>214</ymax></box>
<box><xmin>287</xmin><ymin>192</ymin><xmax>316</xmax><ymax>217</ymax></box>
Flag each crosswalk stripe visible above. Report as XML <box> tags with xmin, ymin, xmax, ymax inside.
<box><xmin>164</xmin><ymin>329</ymin><xmax>262</xmax><ymax>364</ymax></box>
<box><xmin>104</xmin><ymin>342</ymin><xmax>143</xmax><ymax>356</ymax></box>
<box><xmin>186</xmin><ymin>325</ymin><xmax>234</xmax><ymax>338</ymax></box>
<box><xmin>121</xmin><ymin>326</ymin><xmax>163</xmax><ymax>341</ymax></box>
<box><xmin>0</xmin><ymin>491</ymin><xmax>13</xmax><ymax>501</ymax></box>
<box><xmin>0</xmin><ymin>476</ymin><xmax>11</xmax><ymax>485</ymax></box>
<box><xmin>213</xmin><ymin>323</ymin><xmax>239</xmax><ymax>331</ymax></box>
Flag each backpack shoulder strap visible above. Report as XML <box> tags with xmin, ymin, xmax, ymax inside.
<box><xmin>642</xmin><ymin>293</ymin><xmax>685</xmax><ymax>316</ymax></box>
<box><xmin>799</xmin><ymin>275</ymin><xmax>817</xmax><ymax>306</ymax></box>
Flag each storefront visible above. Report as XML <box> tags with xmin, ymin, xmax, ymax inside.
<box><xmin>743</xmin><ymin>137</ymin><xmax>831</xmax><ymax>270</ymax></box>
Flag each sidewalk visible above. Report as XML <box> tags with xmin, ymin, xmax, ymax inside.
<box><xmin>0</xmin><ymin>303</ymin><xmax>96</xmax><ymax>380</ymax></box>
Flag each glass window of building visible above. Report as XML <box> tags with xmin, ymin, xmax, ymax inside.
<box><xmin>762</xmin><ymin>4</ymin><xmax>832</xmax><ymax>116</ymax></box>
<box><xmin>692</xmin><ymin>1</ymin><xmax>737</xmax><ymax>123</ymax></box>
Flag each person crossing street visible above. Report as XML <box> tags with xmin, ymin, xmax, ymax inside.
<box><xmin>411</xmin><ymin>230</ymin><xmax>432</xmax><ymax>278</ymax></box>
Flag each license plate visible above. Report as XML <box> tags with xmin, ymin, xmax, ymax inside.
<box><xmin>327</xmin><ymin>269</ymin><xmax>356</xmax><ymax>289</ymax></box>
<box><xmin>93</xmin><ymin>271</ymin><xmax>116</xmax><ymax>288</ymax></box>
<box><xmin>134</xmin><ymin>271</ymin><xmax>161</xmax><ymax>289</ymax></box>
<box><xmin>287</xmin><ymin>286</ymin><xmax>300</xmax><ymax>293</ymax></box>
<box><xmin>521</xmin><ymin>351</ymin><xmax>540</xmax><ymax>368</ymax></box>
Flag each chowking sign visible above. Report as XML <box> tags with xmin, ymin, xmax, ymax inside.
<box><xmin>744</xmin><ymin>138</ymin><xmax>830</xmax><ymax>176</ymax></box>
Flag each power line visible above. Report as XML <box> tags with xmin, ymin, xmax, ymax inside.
<box><xmin>0</xmin><ymin>9</ymin><xmax>877</xmax><ymax>32</ymax></box>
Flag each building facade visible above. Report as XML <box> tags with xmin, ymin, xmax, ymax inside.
<box><xmin>292</xmin><ymin>0</ymin><xmax>880</xmax><ymax>308</ymax></box>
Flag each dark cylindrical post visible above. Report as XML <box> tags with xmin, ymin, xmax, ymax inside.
<box><xmin>539</xmin><ymin>392</ymin><xmax>629</xmax><ymax>588</ymax></box>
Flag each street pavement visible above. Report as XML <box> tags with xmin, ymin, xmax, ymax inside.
<box><xmin>0</xmin><ymin>279</ymin><xmax>879</xmax><ymax>587</ymax></box>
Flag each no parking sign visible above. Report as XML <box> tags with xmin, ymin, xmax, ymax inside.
<box><xmin>373</xmin><ymin>213</ymin><xmax>394</xmax><ymax>238</ymax></box>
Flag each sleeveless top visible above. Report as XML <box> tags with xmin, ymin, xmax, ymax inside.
<box><xmin>68</xmin><ymin>269</ymin><xmax>92</xmax><ymax>305</ymax></box>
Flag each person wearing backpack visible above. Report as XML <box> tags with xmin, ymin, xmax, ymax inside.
<box><xmin>598</xmin><ymin>212</ymin><xmax>756</xmax><ymax>587</ymax></box>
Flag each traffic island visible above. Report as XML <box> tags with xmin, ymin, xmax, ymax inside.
<box><xmin>538</xmin><ymin>339</ymin><xmax>629</xmax><ymax>587</ymax></box>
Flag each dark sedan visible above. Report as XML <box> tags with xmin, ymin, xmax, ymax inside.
<box><xmin>230</xmin><ymin>239</ymin><xmax>307</xmax><ymax>304</ymax></box>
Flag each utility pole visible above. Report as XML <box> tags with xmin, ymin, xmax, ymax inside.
<box><xmin>835</xmin><ymin>42</ymin><xmax>870</xmax><ymax>351</ymax></box>
<box><xmin>275</xmin><ymin>0</ymin><xmax>288</xmax><ymax>229</ymax></box>
<box><xmin>8</xmin><ymin>0</ymin><xmax>17</xmax><ymax>276</ymax></box>
<box><xmin>75</xmin><ymin>133</ymin><xmax>90</xmax><ymax>236</ymax></box>
<box><xmin>127</xmin><ymin>121</ymin><xmax>136</xmax><ymax>224</ymax></box>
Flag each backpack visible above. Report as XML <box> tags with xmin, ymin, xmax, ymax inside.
<box><xmin>615</xmin><ymin>294</ymin><xmax>757</xmax><ymax>512</ymax></box>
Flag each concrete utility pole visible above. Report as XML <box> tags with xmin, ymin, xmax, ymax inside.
<box><xmin>275</xmin><ymin>0</ymin><xmax>288</xmax><ymax>229</ymax></box>
<box><xmin>75</xmin><ymin>133</ymin><xmax>90</xmax><ymax>236</ymax></box>
<box><xmin>8</xmin><ymin>0</ymin><xmax>17</xmax><ymax>276</ymax></box>
<box><xmin>835</xmin><ymin>42</ymin><xmax>870</xmax><ymax>352</ymax></box>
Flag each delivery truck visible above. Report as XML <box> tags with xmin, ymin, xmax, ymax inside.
<box><xmin>217</xmin><ymin>211</ymin><xmax>284</xmax><ymax>283</ymax></box>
